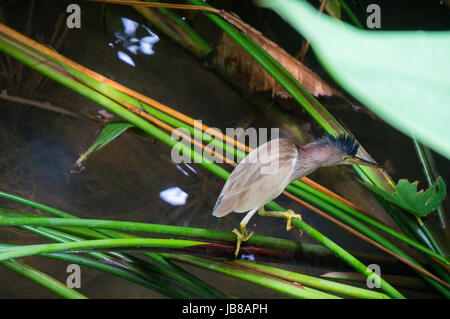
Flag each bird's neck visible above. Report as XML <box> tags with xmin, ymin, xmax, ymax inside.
<box><xmin>290</xmin><ymin>143</ymin><xmax>325</xmax><ymax>181</ymax></box>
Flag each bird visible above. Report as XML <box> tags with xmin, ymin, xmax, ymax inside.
<box><xmin>212</xmin><ymin>133</ymin><xmax>382</xmax><ymax>257</ymax></box>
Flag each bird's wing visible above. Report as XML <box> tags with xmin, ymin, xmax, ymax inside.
<box><xmin>213</xmin><ymin>138</ymin><xmax>298</xmax><ymax>217</ymax></box>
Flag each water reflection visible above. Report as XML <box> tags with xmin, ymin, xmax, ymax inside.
<box><xmin>109</xmin><ymin>17</ymin><xmax>160</xmax><ymax>66</ymax></box>
<box><xmin>176</xmin><ymin>164</ymin><xmax>189</xmax><ymax>176</ymax></box>
<box><xmin>117</xmin><ymin>50</ymin><xmax>135</xmax><ymax>66</ymax></box>
<box><xmin>240</xmin><ymin>254</ymin><xmax>255</xmax><ymax>261</ymax></box>
<box><xmin>159</xmin><ymin>186</ymin><xmax>188</xmax><ymax>206</ymax></box>
<box><xmin>184</xmin><ymin>163</ymin><xmax>198</xmax><ymax>174</ymax></box>
<box><xmin>175</xmin><ymin>163</ymin><xmax>198</xmax><ymax>176</ymax></box>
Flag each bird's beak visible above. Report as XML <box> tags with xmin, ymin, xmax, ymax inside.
<box><xmin>345</xmin><ymin>156</ymin><xmax>383</xmax><ymax>169</ymax></box>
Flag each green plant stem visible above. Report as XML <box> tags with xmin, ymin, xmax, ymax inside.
<box><xmin>0</xmin><ymin>238</ymin><xmax>211</xmax><ymax>262</ymax></box>
<box><xmin>283</xmin><ymin>184</ymin><xmax>450</xmax><ymax>293</ymax></box>
<box><xmin>289</xmin><ymin>180</ymin><xmax>447</xmax><ymax>264</ymax></box>
<box><xmin>0</xmin><ymin>257</ymin><xmax>87</xmax><ymax>299</ymax></box>
<box><xmin>26</xmin><ymin>223</ymin><xmax>228</xmax><ymax>298</ymax></box>
<box><xmin>163</xmin><ymin>254</ymin><xmax>341</xmax><ymax>299</ymax></box>
<box><xmin>321</xmin><ymin>271</ymin><xmax>429</xmax><ymax>292</ymax></box>
<box><xmin>413</xmin><ymin>137</ymin><xmax>446</xmax><ymax>230</ymax></box>
<box><xmin>0</xmin><ymin>189</ymin><xmax>223</xmax><ymax>297</ymax></box>
<box><xmin>337</xmin><ymin>0</ymin><xmax>363</xmax><ymax>28</ymax></box>
<box><xmin>20</xmin><ymin>225</ymin><xmax>198</xmax><ymax>298</ymax></box>
<box><xmin>0</xmin><ymin>244</ymin><xmax>183</xmax><ymax>298</ymax></box>
<box><xmin>64</xmin><ymin>66</ymin><xmax>246</xmax><ymax>162</ymax></box>
<box><xmin>285</xmin><ymin>215</ymin><xmax>405</xmax><ymax>299</ymax></box>
<box><xmin>41</xmin><ymin>253</ymin><xmax>185</xmax><ymax>298</ymax></box>
<box><xmin>286</xmin><ymin>183</ymin><xmax>448</xmax><ymax>265</ymax></box>
<box><xmin>0</xmin><ymin>215</ymin><xmax>327</xmax><ymax>256</ymax></box>
<box><xmin>0</xmin><ymin>206</ymin><xmax>406</xmax><ymax>273</ymax></box>
<box><xmin>231</xmin><ymin>260</ymin><xmax>390</xmax><ymax>299</ymax></box>
<box><xmin>416</xmin><ymin>216</ymin><xmax>444</xmax><ymax>255</ymax></box>
<box><xmin>373</xmin><ymin>193</ymin><xmax>450</xmax><ymax>297</ymax></box>
<box><xmin>268</xmin><ymin>199</ymin><xmax>450</xmax><ymax>297</ymax></box>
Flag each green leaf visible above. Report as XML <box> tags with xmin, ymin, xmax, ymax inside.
<box><xmin>363</xmin><ymin>177</ymin><xmax>447</xmax><ymax>217</ymax></box>
<box><xmin>75</xmin><ymin>122</ymin><xmax>133</xmax><ymax>166</ymax></box>
<box><xmin>257</xmin><ymin>0</ymin><xmax>450</xmax><ymax>159</ymax></box>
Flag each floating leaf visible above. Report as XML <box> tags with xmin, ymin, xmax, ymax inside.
<box><xmin>75</xmin><ymin>122</ymin><xmax>134</xmax><ymax>167</ymax></box>
<box><xmin>258</xmin><ymin>0</ymin><xmax>450</xmax><ymax>159</ymax></box>
<box><xmin>362</xmin><ymin>177</ymin><xmax>446</xmax><ymax>217</ymax></box>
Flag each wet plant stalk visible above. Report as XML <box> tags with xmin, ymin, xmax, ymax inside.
<box><xmin>0</xmin><ymin>238</ymin><xmax>211</xmax><ymax>262</ymax></box>
<box><xmin>412</xmin><ymin>137</ymin><xmax>446</xmax><ymax>229</ymax></box>
<box><xmin>19</xmin><ymin>225</ymin><xmax>199</xmax><ymax>298</ymax></box>
<box><xmin>337</xmin><ymin>0</ymin><xmax>363</xmax><ymax>28</ymax></box>
<box><xmin>262</xmin><ymin>202</ymin><xmax>405</xmax><ymax>299</ymax></box>
<box><xmin>289</xmin><ymin>180</ymin><xmax>447</xmax><ymax>263</ymax></box>
<box><xmin>0</xmin><ymin>257</ymin><xmax>87</xmax><ymax>299</ymax></box>
<box><xmin>0</xmin><ymin>191</ymin><xmax>222</xmax><ymax>296</ymax></box>
<box><xmin>0</xmin><ymin>244</ymin><xmax>182</xmax><ymax>298</ymax></box>
<box><xmin>229</xmin><ymin>260</ymin><xmax>390</xmax><ymax>298</ymax></box>
<box><xmin>0</xmin><ymin>204</ymin><xmax>404</xmax><ymax>272</ymax></box>
<box><xmin>0</xmin><ymin>215</ymin><xmax>405</xmax><ymax>298</ymax></box>
<box><xmin>162</xmin><ymin>254</ymin><xmax>341</xmax><ymax>299</ymax></box>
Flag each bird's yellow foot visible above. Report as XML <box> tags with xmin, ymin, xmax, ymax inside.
<box><xmin>231</xmin><ymin>223</ymin><xmax>254</xmax><ymax>257</ymax></box>
<box><xmin>258</xmin><ymin>209</ymin><xmax>302</xmax><ymax>231</ymax></box>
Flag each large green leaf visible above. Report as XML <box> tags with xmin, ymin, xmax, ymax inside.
<box><xmin>363</xmin><ymin>177</ymin><xmax>446</xmax><ymax>217</ymax></box>
<box><xmin>258</xmin><ymin>0</ymin><xmax>450</xmax><ymax>159</ymax></box>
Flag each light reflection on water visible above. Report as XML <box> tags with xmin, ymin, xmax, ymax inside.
<box><xmin>159</xmin><ymin>186</ymin><xmax>188</xmax><ymax>206</ymax></box>
<box><xmin>109</xmin><ymin>17</ymin><xmax>160</xmax><ymax>67</ymax></box>
<box><xmin>175</xmin><ymin>163</ymin><xmax>199</xmax><ymax>177</ymax></box>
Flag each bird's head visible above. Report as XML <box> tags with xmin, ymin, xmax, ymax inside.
<box><xmin>310</xmin><ymin>134</ymin><xmax>382</xmax><ymax>169</ymax></box>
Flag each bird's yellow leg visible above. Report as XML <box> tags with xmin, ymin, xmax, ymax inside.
<box><xmin>232</xmin><ymin>223</ymin><xmax>254</xmax><ymax>257</ymax></box>
<box><xmin>258</xmin><ymin>208</ymin><xmax>302</xmax><ymax>231</ymax></box>
<box><xmin>231</xmin><ymin>208</ymin><xmax>257</xmax><ymax>257</ymax></box>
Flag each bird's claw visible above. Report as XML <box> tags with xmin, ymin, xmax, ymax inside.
<box><xmin>284</xmin><ymin>209</ymin><xmax>302</xmax><ymax>231</ymax></box>
<box><xmin>258</xmin><ymin>209</ymin><xmax>302</xmax><ymax>233</ymax></box>
<box><xmin>232</xmin><ymin>227</ymin><xmax>254</xmax><ymax>257</ymax></box>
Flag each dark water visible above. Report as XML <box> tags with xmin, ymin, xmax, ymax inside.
<box><xmin>0</xmin><ymin>0</ymin><xmax>448</xmax><ymax>298</ymax></box>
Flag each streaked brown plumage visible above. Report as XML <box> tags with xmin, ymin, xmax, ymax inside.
<box><xmin>213</xmin><ymin>134</ymin><xmax>381</xmax><ymax>256</ymax></box>
<box><xmin>213</xmin><ymin>138</ymin><xmax>299</xmax><ymax>217</ymax></box>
